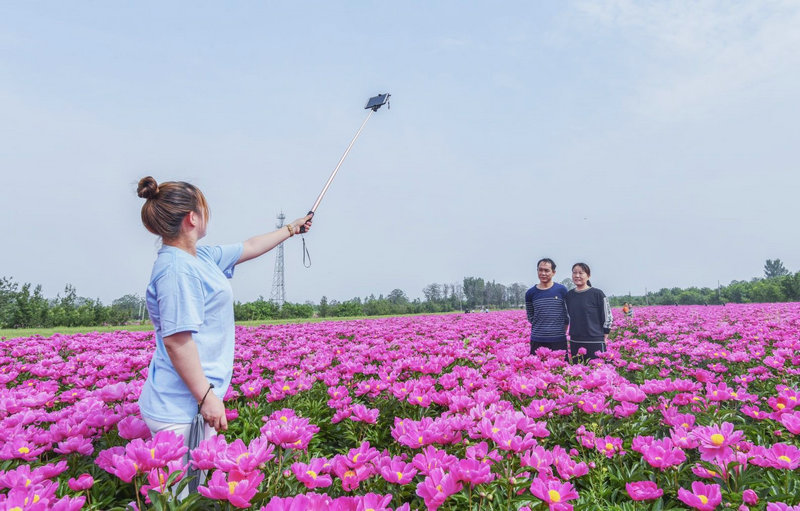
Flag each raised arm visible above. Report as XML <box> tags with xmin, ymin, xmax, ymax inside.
<box><xmin>237</xmin><ymin>213</ymin><xmax>313</xmax><ymax>264</ymax></box>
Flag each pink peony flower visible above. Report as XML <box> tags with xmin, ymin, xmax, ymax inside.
<box><xmin>453</xmin><ymin>458</ymin><xmax>495</xmax><ymax>487</ymax></box>
<box><xmin>117</xmin><ymin>416</ymin><xmax>152</xmax><ymax>440</ymax></box>
<box><xmin>198</xmin><ymin>469</ymin><xmax>264</xmax><ymax>508</ymax></box>
<box><xmin>677</xmin><ymin>481</ymin><xmax>722</xmax><ymax>511</ymax></box>
<box><xmin>641</xmin><ymin>437</ymin><xmax>686</xmax><ymax>470</ymax></box>
<box><xmin>67</xmin><ymin>473</ymin><xmax>95</xmax><ymax>491</ymax></box>
<box><xmin>349</xmin><ymin>404</ymin><xmax>379</xmax><ymax>424</ymax></box>
<box><xmin>416</xmin><ymin>468</ymin><xmax>462</xmax><ymax>511</ymax></box>
<box><xmin>742</xmin><ymin>489</ymin><xmax>758</xmax><ymax>505</ymax></box>
<box><xmin>530</xmin><ymin>476</ymin><xmax>579</xmax><ymax>510</ymax></box>
<box><xmin>691</xmin><ymin>422</ymin><xmax>744</xmax><ymax>461</ymax></box>
<box><xmin>378</xmin><ymin>457</ymin><xmax>418</xmax><ymax>486</ymax></box>
<box><xmin>291</xmin><ymin>458</ymin><xmax>333</xmax><ymax>489</ymax></box>
<box><xmin>626</xmin><ymin>481</ymin><xmax>663</xmax><ymax>501</ymax></box>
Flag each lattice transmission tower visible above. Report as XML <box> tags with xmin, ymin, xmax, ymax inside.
<box><xmin>270</xmin><ymin>212</ymin><xmax>286</xmax><ymax>307</ymax></box>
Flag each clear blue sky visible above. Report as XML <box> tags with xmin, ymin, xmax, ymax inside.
<box><xmin>2</xmin><ymin>1</ymin><xmax>799</xmax><ymax>304</ymax></box>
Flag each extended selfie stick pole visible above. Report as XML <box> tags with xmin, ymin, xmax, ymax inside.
<box><xmin>300</xmin><ymin>93</ymin><xmax>390</xmax><ymax>233</ymax></box>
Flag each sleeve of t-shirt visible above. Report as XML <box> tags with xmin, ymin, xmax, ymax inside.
<box><xmin>205</xmin><ymin>243</ymin><xmax>244</xmax><ymax>278</ymax></box>
<box><xmin>154</xmin><ymin>270</ymin><xmax>205</xmax><ymax>337</ymax></box>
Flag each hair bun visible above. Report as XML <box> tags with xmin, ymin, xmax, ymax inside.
<box><xmin>137</xmin><ymin>176</ymin><xmax>159</xmax><ymax>199</ymax></box>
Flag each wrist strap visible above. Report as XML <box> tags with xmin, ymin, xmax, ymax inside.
<box><xmin>198</xmin><ymin>383</ymin><xmax>215</xmax><ymax>412</ymax></box>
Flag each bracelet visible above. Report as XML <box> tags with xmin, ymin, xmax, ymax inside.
<box><xmin>286</xmin><ymin>224</ymin><xmax>294</xmax><ymax>237</ymax></box>
<box><xmin>198</xmin><ymin>383</ymin><xmax>215</xmax><ymax>411</ymax></box>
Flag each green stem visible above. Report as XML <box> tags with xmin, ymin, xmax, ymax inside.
<box><xmin>133</xmin><ymin>477</ymin><xmax>142</xmax><ymax>511</ymax></box>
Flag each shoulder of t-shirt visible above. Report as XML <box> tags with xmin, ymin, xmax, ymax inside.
<box><xmin>152</xmin><ymin>249</ymin><xmax>203</xmax><ymax>282</ymax></box>
<box><xmin>591</xmin><ymin>287</ymin><xmax>606</xmax><ymax>298</ymax></box>
<box><xmin>196</xmin><ymin>245</ymin><xmax>218</xmax><ymax>260</ymax></box>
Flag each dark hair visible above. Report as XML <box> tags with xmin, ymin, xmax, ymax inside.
<box><xmin>137</xmin><ymin>176</ymin><xmax>209</xmax><ymax>240</ymax></box>
<box><xmin>572</xmin><ymin>262</ymin><xmax>592</xmax><ymax>287</ymax></box>
<box><xmin>537</xmin><ymin>258</ymin><xmax>556</xmax><ymax>272</ymax></box>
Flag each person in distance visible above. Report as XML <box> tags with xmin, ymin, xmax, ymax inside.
<box><xmin>565</xmin><ymin>262</ymin><xmax>613</xmax><ymax>363</ymax></box>
<box><xmin>525</xmin><ymin>258</ymin><xmax>569</xmax><ymax>361</ymax></box>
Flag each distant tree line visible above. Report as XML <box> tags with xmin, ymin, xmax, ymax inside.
<box><xmin>609</xmin><ymin>259</ymin><xmax>800</xmax><ymax>306</ymax></box>
<box><xmin>1</xmin><ymin>259</ymin><xmax>796</xmax><ymax>328</ymax></box>
<box><xmin>233</xmin><ymin>278</ymin><xmax>529</xmax><ymax>321</ymax></box>
<box><xmin>0</xmin><ymin>277</ymin><xmax>147</xmax><ymax>329</ymax></box>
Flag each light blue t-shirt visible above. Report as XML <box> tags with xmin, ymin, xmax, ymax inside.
<box><xmin>138</xmin><ymin>243</ymin><xmax>243</xmax><ymax>423</ymax></box>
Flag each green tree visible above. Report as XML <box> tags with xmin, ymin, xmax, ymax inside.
<box><xmin>508</xmin><ymin>282</ymin><xmax>527</xmax><ymax>307</ymax></box>
<box><xmin>764</xmin><ymin>259</ymin><xmax>789</xmax><ymax>279</ymax></box>
<box><xmin>463</xmin><ymin>277</ymin><xmax>485</xmax><ymax>309</ymax></box>
<box><xmin>422</xmin><ymin>283</ymin><xmax>442</xmax><ymax>303</ymax></box>
<box><xmin>318</xmin><ymin>296</ymin><xmax>330</xmax><ymax>317</ymax></box>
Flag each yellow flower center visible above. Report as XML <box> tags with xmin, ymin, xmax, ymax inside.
<box><xmin>228</xmin><ymin>481</ymin><xmax>238</xmax><ymax>494</ymax></box>
<box><xmin>539</xmin><ymin>405</ymin><xmax>545</xmax><ymax>411</ymax></box>
<box><xmin>779</xmin><ymin>455</ymin><xmax>791</xmax><ymax>463</ymax></box>
<box><xmin>18</xmin><ymin>447</ymin><xmax>30</xmax><ymax>454</ymax></box>
<box><xmin>777</xmin><ymin>403</ymin><xmax>786</xmax><ymax>410</ymax></box>
<box><xmin>306</xmin><ymin>470</ymin><xmax>317</xmax><ymax>479</ymax></box>
<box><xmin>521</xmin><ymin>384</ymin><xmax>527</xmax><ymax>389</ymax></box>
<box><xmin>282</xmin><ymin>385</ymin><xmax>290</xmax><ymax>391</ymax></box>
<box><xmin>491</xmin><ymin>428</ymin><xmax>499</xmax><ymax>434</ymax></box>
<box><xmin>396</xmin><ymin>472</ymin><xmax>404</xmax><ymax>480</ymax></box>
<box><xmin>699</xmin><ymin>495</ymin><xmax>708</xmax><ymax>504</ymax></box>
<box><xmin>548</xmin><ymin>490</ymin><xmax>561</xmax><ymax>502</ymax></box>
<box><xmin>9</xmin><ymin>507</ymin><xmax>22</xmax><ymax>511</ymax></box>
<box><xmin>344</xmin><ymin>470</ymin><xmax>356</xmax><ymax>479</ymax></box>
<box><xmin>436</xmin><ymin>485</ymin><xmax>443</xmax><ymax>492</ymax></box>
<box><xmin>416</xmin><ymin>396</ymin><xmax>423</xmax><ymax>403</ymax></box>
<box><xmin>280</xmin><ymin>416</ymin><xmax>288</xmax><ymax>422</ymax></box>
<box><xmin>418</xmin><ymin>436</ymin><xmax>423</xmax><ymax>444</ymax></box>
<box><xmin>352</xmin><ymin>453</ymin><xmax>360</xmax><ymax>463</ymax></box>
<box><xmin>150</xmin><ymin>448</ymin><xmax>156</xmax><ymax>458</ymax></box>
<box><xmin>710</xmin><ymin>434</ymin><xmax>725</xmax><ymax>446</ymax></box>
<box><xmin>605</xmin><ymin>443</ymin><xmax>614</xmax><ymax>451</ymax></box>
<box><xmin>236</xmin><ymin>452</ymin><xmax>250</xmax><ymax>463</ymax></box>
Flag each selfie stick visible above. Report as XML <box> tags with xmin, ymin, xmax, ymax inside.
<box><xmin>300</xmin><ymin>93</ymin><xmax>390</xmax><ymax>232</ymax></box>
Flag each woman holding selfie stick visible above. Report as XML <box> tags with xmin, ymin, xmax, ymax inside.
<box><xmin>136</xmin><ymin>176</ymin><xmax>312</xmax><ymax>443</ymax></box>
<box><xmin>565</xmin><ymin>262</ymin><xmax>613</xmax><ymax>363</ymax></box>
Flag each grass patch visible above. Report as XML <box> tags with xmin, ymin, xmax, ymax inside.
<box><xmin>0</xmin><ymin>311</ymin><xmax>468</xmax><ymax>340</ymax></box>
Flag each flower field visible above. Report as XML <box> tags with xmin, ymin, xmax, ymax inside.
<box><xmin>2</xmin><ymin>304</ymin><xmax>800</xmax><ymax>510</ymax></box>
